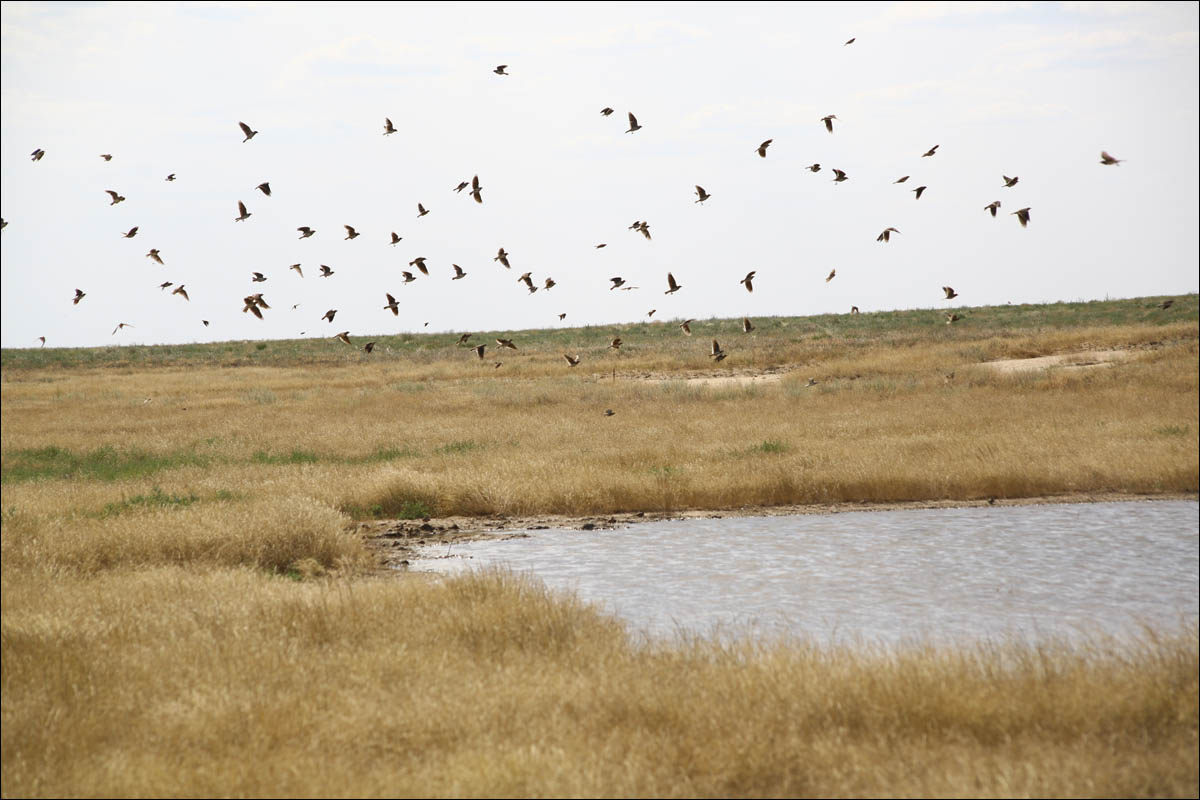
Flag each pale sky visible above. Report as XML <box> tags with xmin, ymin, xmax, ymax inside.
<box><xmin>2</xmin><ymin>1</ymin><xmax>1197</xmax><ymax>349</ymax></box>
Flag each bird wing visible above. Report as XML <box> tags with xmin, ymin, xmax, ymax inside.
<box><xmin>239</xmin><ymin>122</ymin><xmax>252</xmax><ymax>136</ymax></box>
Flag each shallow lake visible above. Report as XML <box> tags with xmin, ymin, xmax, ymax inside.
<box><xmin>413</xmin><ymin>500</ymin><xmax>1199</xmax><ymax>646</ymax></box>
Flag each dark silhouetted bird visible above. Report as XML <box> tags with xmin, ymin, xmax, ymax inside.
<box><xmin>100</xmin><ymin>153</ymin><xmax>113</xmax><ymax>161</ymax></box>
<box><xmin>123</xmin><ymin>227</ymin><xmax>139</xmax><ymax>238</ymax></box>
<box><xmin>694</xmin><ymin>185</ymin><xmax>710</xmax><ymax>203</ymax></box>
<box><xmin>626</xmin><ymin>112</ymin><xmax>642</xmax><ymax>133</ymax></box>
<box><xmin>256</xmin><ymin>182</ymin><xmax>271</xmax><ymax>196</ymax></box>
<box><xmin>239</xmin><ymin>121</ymin><xmax>258</xmax><ymax>142</ymax></box>
<box><xmin>235</xmin><ymin>201</ymin><xmax>251</xmax><ymax>221</ymax></box>
<box><xmin>470</xmin><ymin>174</ymin><xmax>483</xmax><ymax>204</ymax></box>
<box><xmin>741</xmin><ymin>271</ymin><xmax>756</xmax><ymax>292</ymax></box>
<box><xmin>1003</xmin><ymin>175</ymin><xmax>1019</xmax><ymax>187</ymax></box>
<box><xmin>1012</xmin><ymin>207</ymin><xmax>1031</xmax><ymax>227</ymax></box>
<box><xmin>609</xmin><ymin>277</ymin><xmax>626</xmax><ymax>290</ymax></box>
<box><xmin>832</xmin><ymin>169</ymin><xmax>848</xmax><ymax>183</ymax></box>
<box><xmin>106</xmin><ymin>190</ymin><xmax>125</xmax><ymax>205</ymax></box>
<box><xmin>494</xmin><ymin>65</ymin><xmax>508</xmax><ymax>75</ymax></box>
<box><xmin>894</xmin><ymin>176</ymin><xmax>909</xmax><ymax>184</ymax></box>
<box><xmin>112</xmin><ymin>322</ymin><xmax>134</xmax><ymax>335</ymax></box>
<box><xmin>334</xmin><ymin>331</ymin><xmax>352</xmax><ymax>345</ymax></box>
<box><xmin>383</xmin><ymin>293</ymin><xmax>400</xmax><ymax>315</ymax></box>
<box><xmin>390</xmin><ymin>232</ymin><xmax>402</xmax><ymax>245</ymax></box>
<box><xmin>877</xmin><ymin>227</ymin><xmax>900</xmax><ymax>242</ymax></box>
<box><xmin>495</xmin><ymin>248</ymin><xmax>511</xmax><ymax>268</ymax></box>
<box><xmin>922</xmin><ymin>145</ymin><xmax>939</xmax><ymax>157</ymax></box>
<box><xmin>172</xmin><ymin>285</ymin><xmax>189</xmax><ymax>301</ymax></box>
<box><xmin>679</xmin><ymin>319</ymin><xmax>694</xmax><ymax>335</ymax></box>
<box><xmin>826</xmin><ymin>269</ymin><xmax>836</xmax><ymax>282</ymax></box>
<box><xmin>912</xmin><ymin>186</ymin><xmax>926</xmax><ymax>199</ymax></box>
<box><xmin>742</xmin><ymin>317</ymin><xmax>755</xmax><ymax>333</ymax></box>
<box><xmin>417</xmin><ymin>203</ymin><xmax>429</xmax><ymax>217</ymax></box>
<box><xmin>290</xmin><ymin>264</ymin><xmax>303</xmax><ymax>277</ymax></box>
<box><xmin>165</xmin><ymin>173</ymin><xmax>176</xmax><ymax>181</ymax></box>
<box><xmin>756</xmin><ymin>139</ymin><xmax>773</xmax><ymax>158</ymax></box>
<box><xmin>72</xmin><ymin>289</ymin><xmax>86</xmax><ymax>305</ymax></box>
<box><xmin>322</xmin><ymin>309</ymin><xmax>338</xmax><ymax>323</ymax></box>
<box><xmin>409</xmin><ymin>257</ymin><xmax>428</xmax><ymax>275</ymax></box>
<box><xmin>383</xmin><ymin>118</ymin><xmax>397</xmax><ymax>135</ymax></box>
<box><xmin>319</xmin><ymin>265</ymin><xmax>334</xmax><ymax>277</ymax></box>
<box><xmin>147</xmin><ymin>249</ymin><xmax>163</xmax><ymax>265</ymax></box>
<box><xmin>31</xmin><ymin>148</ymin><xmax>45</xmax><ymax>161</ymax></box>
<box><xmin>821</xmin><ymin>115</ymin><xmax>837</xmax><ymax>133</ymax></box>
<box><xmin>943</xmin><ymin>286</ymin><xmax>958</xmax><ymax>299</ymax></box>
<box><xmin>344</xmin><ymin>225</ymin><xmax>360</xmax><ymax>240</ymax></box>
<box><xmin>452</xmin><ymin>264</ymin><xmax>467</xmax><ymax>280</ymax></box>
<box><xmin>664</xmin><ymin>272</ymin><xmax>682</xmax><ymax>294</ymax></box>
<box><xmin>496</xmin><ymin>338</ymin><xmax>518</xmax><ymax>350</ymax></box>
<box><xmin>297</xmin><ymin>227</ymin><xmax>315</xmax><ymax>239</ymax></box>
<box><xmin>710</xmin><ymin>339</ymin><xmax>726</xmax><ymax>361</ymax></box>
<box><xmin>251</xmin><ymin>272</ymin><xmax>267</xmax><ymax>283</ymax></box>
<box><xmin>1099</xmin><ymin>151</ymin><xmax>1123</xmax><ymax>165</ymax></box>
<box><xmin>985</xmin><ymin>201</ymin><xmax>1001</xmax><ymax>217</ymax></box>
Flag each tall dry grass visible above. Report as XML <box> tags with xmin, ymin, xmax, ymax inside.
<box><xmin>3</xmin><ymin>566</ymin><xmax>1196</xmax><ymax>798</ymax></box>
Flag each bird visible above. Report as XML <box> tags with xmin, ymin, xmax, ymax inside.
<box><xmin>146</xmin><ymin>249</ymin><xmax>164</xmax><ymax>265</ymax></box>
<box><xmin>389</xmin><ymin>232</ymin><xmax>402</xmax><ymax>245</ymax></box>
<box><xmin>564</xmin><ymin>354</ymin><xmax>580</xmax><ymax>367</ymax></box>
<box><xmin>1003</xmin><ymin>175</ymin><xmax>1019</xmax><ymax>187</ymax></box>
<box><xmin>364</xmin><ymin>342</ymin><xmax>376</xmax><ymax>353</ymax></box>
<box><xmin>417</xmin><ymin>203</ymin><xmax>429</xmax><ymax>217</ymax></box>
<box><xmin>456</xmin><ymin>333</ymin><xmax>472</xmax><ymax>345</ymax></box>
<box><xmin>543</xmin><ymin>277</ymin><xmax>555</xmax><ymax>290</ymax></box>
<box><xmin>694</xmin><ymin>185</ymin><xmax>711</xmax><ymax>203</ymax></box>
<box><xmin>383</xmin><ymin>118</ymin><xmax>397</xmax><ymax>135</ymax></box>
<box><xmin>664</xmin><ymin>273</ymin><xmax>682</xmax><ymax>294</ymax></box>
<box><xmin>831</xmin><ymin>169</ymin><xmax>848</xmax><ymax>183</ymax></box>
<box><xmin>235</xmin><ymin>201</ymin><xmax>251</xmax><ymax>221</ymax></box>
<box><xmin>410</xmin><ymin>257</ymin><xmax>429</xmax><ymax>275</ymax></box>
<box><xmin>609</xmin><ymin>277</ymin><xmax>626</xmax><ymax>290</ymax></box>
<box><xmin>123</xmin><ymin>226</ymin><xmax>139</xmax><ymax>238</ymax></box>
<box><xmin>112</xmin><ymin>322</ymin><xmax>134</xmax><ymax>335</ymax></box>
<box><xmin>334</xmin><ymin>331</ymin><xmax>352</xmax><ymax>345</ymax></box>
<box><xmin>894</xmin><ymin>176</ymin><xmax>910</xmax><ymax>184</ymax></box>
<box><xmin>243</xmin><ymin>297</ymin><xmax>264</xmax><ymax>319</ymax></box>
<box><xmin>289</xmin><ymin>264</ymin><xmax>303</xmax><ymax>277</ymax></box>
<box><xmin>806</xmin><ymin>378</ymin><xmax>819</xmax><ymax>387</ymax></box>
<box><xmin>72</xmin><ymin>289</ymin><xmax>86</xmax><ymax>305</ymax></box>
<box><xmin>1100</xmin><ymin>151</ymin><xmax>1124</xmax><ymax>165</ymax></box>
<box><xmin>679</xmin><ymin>319</ymin><xmax>694</xmax><ymax>335</ymax></box>
<box><xmin>256</xmin><ymin>182</ymin><xmax>271</xmax><ymax>196</ymax></box>
<box><xmin>806</xmin><ymin>164</ymin><xmax>822</xmax><ymax>172</ymax></box>
<box><xmin>626</xmin><ymin>112</ymin><xmax>642</xmax><ymax>133</ymax></box>
<box><xmin>710</xmin><ymin>339</ymin><xmax>726</xmax><ymax>361</ymax></box>
<box><xmin>494</xmin><ymin>64</ymin><xmax>508</xmax><ymax>75</ymax></box>
<box><xmin>452</xmin><ymin>264</ymin><xmax>467</xmax><ymax>280</ymax></box>
<box><xmin>922</xmin><ymin>145</ymin><xmax>939</xmax><ymax>157</ymax></box>
<box><xmin>756</xmin><ymin>139</ymin><xmax>773</xmax><ymax>158</ymax></box>
<box><xmin>453</xmin><ymin>181</ymin><xmax>469</xmax><ymax>193</ymax></box>
<box><xmin>297</xmin><ymin>227</ymin><xmax>315</xmax><ymax>239</ymax></box>
<box><xmin>470</xmin><ymin>174</ymin><xmax>483</xmax><ymax>204</ymax></box>
<box><xmin>604</xmin><ymin>409</ymin><xmax>615</xmax><ymax>417</ymax></box>
<box><xmin>646</xmin><ymin>309</ymin><xmax>655</xmax><ymax>317</ymax></box>
<box><xmin>321</xmin><ymin>309</ymin><xmax>338</xmax><ymax>323</ymax></box>
<box><xmin>945</xmin><ymin>312</ymin><xmax>961</xmax><ymax>324</ymax></box>
<box><xmin>31</xmin><ymin>148</ymin><xmax>45</xmax><ymax>161</ymax></box>
<box><xmin>518</xmin><ymin>272</ymin><xmax>537</xmax><ymax>293</ymax></box>
<box><xmin>251</xmin><ymin>272</ymin><xmax>267</xmax><ymax>283</ymax></box>
<box><xmin>496</xmin><ymin>338</ymin><xmax>517</xmax><ymax>350</ymax></box>
<box><xmin>637</xmin><ymin>221</ymin><xmax>651</xmax><ymax>240</ymax></box>
<box><xmin>400</xmin><ymin>271</ymin><xmax>416</xmax><ymax>284</ymax></box>
<box><xmin>984</xmin><ymin>201</ymin><xmax>1001</xmax><ymax>217</ymax></box>
<box><xmin>239</xmin><ymin>121</ymin><xmax>258</xmax><ymax>142</ymax></box>
<box><xmin>172</xmin><ymin>285</ymin><xmax>189</xmax><ymax>301</ymax></box>
<box><xmin>202</xmin><ymin>320</ymin><xmax>209</xmax><ymax>327</ymax></box>
<box><xmin>877</xmin><ymin>227</ymin><xmax>900</xmax><ymax>243</ymax></box>
<box><xmin>105</xmin><ymin>190</ymin><xmax>125</xmax><ymax>205</ymax></box>
<box><xmin>943</xmin><ymin>286</ymin><xmax>958</xmax><ymax>299</ymax></box>
<box><xmin>1158</xmin><ymin>300</ymin><xmax>1175</xmax><ymax>310</ymax></box>
<box><xmin>912</xmin><ymin>186</ymin><xmax>926</xmax><ymax>199</ymax></box>
<box><xmin>248</xmin><ymin>294</ymin><xmax>272</xmax><ymax>310</ymax></box>
<box><xmin>821</xmin><ymin>115</ymin><xmax>837</xmax><ymax>133</ymax></box>
<box><xmin>1012</xmin><ymin>207</ymin><xmax>1031</xmax><ymax>227</ymax></box>
<box><xmin>850</xmin><ymin>306</ymin><xmax>859</xmax><ymax>314</ymax></box>
<box><xmin>595</xmin><ymin>243</ymin><xmax>607</xmax><ymax>248</ymax></box>
<box><xmin>742</xmin><ymin>317</ymin><xmax>755</xmax><ymax>333</ymax></box>
<box><xmin>741</xmin><ymin>271</ymin><xmax>756</xmax><ymax>292</ymax></box>
<box><xmin>495</xmin><ymin>248</ymin><xmax>511</xmax><ymax>268</ymax></box>
<box><xmin>559</xmin><ymin>313</ymin><xmax>568</xmax><ymax>320</ymax></box>
<box><xmin>100</xmin><ymin>153</ymin><xmax>113</xmax><ymax>161</ymax></box>
<box><xmin>37</xmin><ymin>336</ymin><xmax>45</xmax><ymax>346</ymax></box>
<box><xmin>844</xmin><ymin>37</ymin><xmax>856</xmax><ymax>45</ymax></box>
<box><xmin>826</xmin><ymin>269</ymin><xmax>836</xmax><ymax>282</ymax></box>
<box><xmin>165</xmin><ymin>174</ymin><xmax>176</xmax><ymax>182</ymax></box>
<box><xmin>319</xmin><ymin>265</ymin><xmax>334</xmax><ymax>277</ymax></box>
<box><xmin>344</xmin><ymin>225</ymin><xmax>360</xmax><ymax>240</ymax></box>
<box><xmin>473</xmin><ymin>344</ymin><xmax>486</xmax><ymax>359</ymax></box>
<box><xmin>159</xmin><ymin>282</ymin><xmax>173</xmax><ymax>290</ymax></box>
<box><xmin>608</xmin><ymin>337</ymin><xmax>622</xmax><ymax>350</ymax></box>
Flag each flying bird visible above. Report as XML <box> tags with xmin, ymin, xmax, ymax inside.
<box><xmin>112</xmin><ymin>323</ymin><xmax>134</xmax><ymax>335</ymax></box>
<box><xmin>235</xmin><ymin>201</ymin><xmax>251</xmax><ymax>222</ymax></box>
<box><xmin>564</xmin><ymin>354</ymin><xmax>580</xmax><ymax>367</ymax></box>
<box><xmin>473</xmin><ymin>344</ymin><xmax>486</xmax><ymax>359</ymax></box>
<box><xmin>543</xmin><ymin>277</ymin><xmax>555</xmax><ymax>290</ymax></box>
<box><xmin>123</xmin><ymin>227</ymin><xmax>139</xmax><ymax>238</ymax></box>
<box><xmin>159</xmin><ymin>282</ymin><xmax>173</xmax><ymax>290</ymax></box>
<box><xmin>243</xmin><ymin>298</ymin><xmax>263</xmax><ymax>319</ymax></box>
<box><xmin>251</xmin><ymin>272</ymin><xmax>267</xmax><ymax>283</ymax></box>
<box><xmin>984</xmin><ymin>201</ymin><xmax>1001</xmax><ymax>217</ymax></box>
<box><xmin>496</xmin><ymin>338</ymin><xmax>518</xmax><ymax>350</ymax></box>
<box><xmin>239</xmin><ymin>121</ymin><xmax>258</xmax><ymax>142</ymax></box>
<box><xmin>494</xmin><ymin>65</ymin><xmax>508</xmax><ymax>75</ymax></box>
<box><xmin>894</xmin><ymin>176</ymin><xmax>909</xmax><ymax>184</ymax></box>
<box><xmin>664</xmin><ymin>272</ymin><xmax>682</xmax><ymax>294</ymax></box>
<box><xmin>646</xmin><ymin>310</ymin><xmax>655</xmax><ymax>317</ymax></box>
<box><xmin>710</xmin><ymin>339</ymin><xmax>726</xmax><ymax>361</ymax></box>
<box><xmin>400</xmin><ymin>271</ymin><xmax>416</xmax><ymax>284</ymax></box>
<box><xmin>297</xmin><ymin>227</ymin><xmax>315</xmax><ymax>239</ymax></box>
<box><xmin>319</xmin><ymin>265</ymin><xmax>334</xmax><ymax>277</ymax></box>
<box><xmin>844</xmin><ymin>37</ymin><xmax>856</xmax><ymax>45</ymax></box>
<box><xmin>877</xmin><ymin>227</ymin><xmax>900</xmax><ymax>242</ymax></box>
<box><xmin>417</xmin><ymin>203</ymin><xmax>429</xmax><ymax>217</ymax></box>
<box><xmin>409</xmin><ymin>257</ymin><xmax>428</xmax><ymax>275</ymax></box>
<box><xmin>72</xmin><ymin>289</ymin><xmax>86</xmax><ymax>305</ymax></box>
<box><xmin>105</xmin><ymin>190</ymin><xmax>125</xmax><ymax>205</ymax></box>
<box><xmin>172</xmin><ymin>285</ymin><xmax>189</xmax><ymax>301</ymax></box>
<box><xmin>453</xmin><ymin>181</ymin><xmax>469</xmax><ymax>193</ymax></box>
<box><xmin>821</xmin><ymin>115</ymin><xmax>837</xmax><ymax>133</ymax></box>
<box><xmin>31</xmin><ymin>148</ymin><xmax>45</xmax><ymax>161</ymax></box>
<box><xmin>37</xmin><ymin>336</ymin><xmax>45</xmax><ymax>346</ymax></box>
<box><xmin>290</xmin><ymin>264</ymin><xmax>303</xmax><ymax>277</ymax></box>
<box><xmin>945</xmin><ymin>312</ymin><xmax>961</xmax><ymax>324</ymax></box>
<box><xmin>694</xmin><ymin>185</ymin><xmax>711</xmax><ymax>203</ymax></box>
<box><xmin>470</xmin><ymin>174</ymin><xmax>483</xmax><ymax>204</ymax></box>
<box><xmin>850</xmin><ymin>306</ymin><xmax>859</xmax><ymax>314</ymax></box>
<box><xmin>609</xmin><ymin>277</ymin><xmax>626</xmax><ymax>290</ymax></box>
<box><xmin>146</xmin><ymin>249</ymin><xmax>164</xmax><ymax>265</ymax></box>
<box><xmin>1099</xmin><ymin>151</ymin><xmax>1124</xmax><ymax>165</ymax></box>
<box><xmin>456</xmin><ymin>334</ymin><xmax>472</xmax><ymax>345</ymax></box>
<box><xmin>334</xmin><ymin>331</ymin><xmax>352</xmax><ymax>345</ymax></box>
<box><xmin>943</xmin><ymin>286</ymin><xmax>958</xmax><ymax>299</ymax></box>
<box><xmin>1012</xmin><ymin>207</ymin><xmax>1031</xmax><ymax>227</ymax></box>
<box><xmin>922</xmin><ymin>145</ymin><xmax>939</xmax><ymax>157</ymax></box>
<box><xmin>256</xmin><ymin>182</ymin><xmax>271</xmax><ymax>196</ymax></box>
<box><xmin>495</xmin><ymin>248</ymin><xmax>511</xmax><ymax>268</ymax></box>
<box><xmin>389</xmin><ymin>232</ymin><xmax>402</xmax><ymax>245</ymax></box>
<box><xmin>831</xmin><ymin>169</ymin><xmax>848</xmax><ymax>183</ymax></box>
<box><xmin>609</xmin><ymin>337</ymin><xmax>623</xmax><ymax>350</ymax></box>
<box><xmin>364</xmin><ymin>342</ymin><xmax>376</xmax><ymax>353</ymax></box>
<box><xmin>100</xmin><ymin>153</ymin><xmax>113</xmax><ymax>161</ymax></box>
<box><xmin>806</xmin><ymin>163</ymin><xmax>821</xmax><ymax>172</ymax></box>
<box><xmin>756</xmin><ymin>139</ymin><xmax>773</xmax><ymax>158</ymax></box>
<box><xmin>1158</xmin><ymin>300</ymin><xmax>1174</xmax><ymax>310</ymax></box>
<box><xmin>679</xmin><ymin>320</ymin><xmax>694</xmax><ymax>335</ymax></box>
<box><xmin>165</xmin><ymin>174</ymin><xmax>176</xmax><ymax>182</ymax></box>
<box><xmin>626</xmin><ymin>112</ymin><xmax>642</xmax><ymax>133</ymax></box>
<box><xmin>518</xmin><ymin>272</ymin><xmax>537</xmax><ymax>293</ymax></box>
<box><xmin>742</xmin><ymin>317</ymin><xmax>755</xmax><ymax>333</ymax></box>
<box><xmin>826</xmin><ymin>269</ymin><xmax>836</xmax><ymax>282</ymax></box>
<box><xmin>344</xmin><ymin>225</ymin><xmax>360</xmax><ymax>240</ymax></box>
<box><xmin>595</xmin><ymin>243</ymin><xmax>607</xmax><ymax>248</ymax></box>
<box><xmin>560</xmin><ymin>313</ymin><xmax>568</xmax><ymax>320</ymax></box>
<box><xmin>452</xmin><ymin>264</ymin><xmax>467</xmax><ymax>280</ymax></box>
<box><xmin>912</xmin><ymin>185</ymin><xmax>926</xmax><ymax>199</ymax></box>
<box><xmin>322</xmin><ymin>309</ymin><xmax>338</xmax><ymax>323</ymax></box>
<box><xmin>1003</xmin><ymin>175</ymin><xmax>1019</xmax><ymax>188</ymax></box>
<box><xmin>637</xmin><ymin>221</ymin><xmax>651</xmax><ymax>240</ymax></box>
<box><xmin>740</xmin><ymin>271</ymin><xmax>756</xmax><ymax>292</ymax></box>
<box><xmin>202</xmin><ymin>320</ymin><xmax>209</xmax><ymax>327</ymax></box>
<box><xmin>383</xmin><ymin>118</ymin><xmax>397</xmax><ymax>136</ymax></box>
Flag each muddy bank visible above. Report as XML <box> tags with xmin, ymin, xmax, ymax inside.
<box><xmin>358</xmin><ymin>491</ymin><xmax>1197</xmax><ymax>572</ymax></box>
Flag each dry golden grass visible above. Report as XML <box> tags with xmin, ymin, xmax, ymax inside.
<box><xmin>2</xmin><ymin>309</ymin><xmax>1197</xmax><ymax>797</ymax></box>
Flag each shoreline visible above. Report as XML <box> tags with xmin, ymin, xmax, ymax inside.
<box><xmin>359</xmin><ymin>490</ymin><xmax>1199</xmax><ymax>572</ymax></box>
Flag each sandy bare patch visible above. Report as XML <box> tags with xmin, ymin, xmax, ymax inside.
<box><xmin>634</xmin><ymin>367</ymin><xmax>792</xmax><ymax>388</ymax></box>
<box><xmin>981</xmin><ymin>349</ymin><xmax>1134</xmax><ymax>374</ymax></box>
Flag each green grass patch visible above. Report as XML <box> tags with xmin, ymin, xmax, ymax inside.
<box><xmin>752</xmin><ymin>440</ymin><xmax>788</xmax><ymax>454</ymax></box>
<box><xmin>1</xmin><ymin>446</ymin><xmax>209</xmax><ymax>484</ymax></box>
<box><xmin>97</xmin><ymin>487</ymin><xmax>201</xmax><ymax>518</ymax></box>
<box><xmin>1154</xmin><ymin>425</ymin><xmax>1190</xmax><ymax>437</ymax></box>
<box><xmin>436</xmin><ymin>440</ymin><xmax>481</xmax><ymax>455</ymax></box>
<box><xmin>250</xmin><ymin>450</ymin><xmax>320</xmax><ymax>465</ymax></box>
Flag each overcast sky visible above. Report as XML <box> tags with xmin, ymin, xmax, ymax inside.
<box><xmin>2</xmin><ymin>1</ymin><xmax>1197</xmax><ymax>349</ymax></box>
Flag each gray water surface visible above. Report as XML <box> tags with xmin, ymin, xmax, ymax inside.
<box><xmin>414</xmin><ymin>501</ymin><xmax>1199</xmax><ymax>645</ymax></box>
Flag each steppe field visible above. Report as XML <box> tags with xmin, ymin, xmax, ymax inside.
<box><xmin>3</xmin><ymin>296</ymin><xmax>1198</xmax><ymax>798</ymax></box>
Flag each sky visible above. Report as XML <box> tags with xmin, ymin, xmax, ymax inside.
<box><xmin>1</xmin><ymin>1</ymin><xmax>1197</xmax><ymax>349</ymax></box>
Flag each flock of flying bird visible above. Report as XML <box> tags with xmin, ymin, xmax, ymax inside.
<box><xmin>12</xmin><ymin>47</ymin><xmax>1135</xmax><ymax>365</ymax></box>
